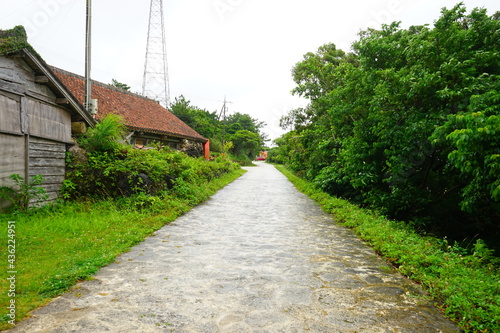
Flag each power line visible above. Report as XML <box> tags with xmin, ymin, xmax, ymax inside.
<box><xmin>215</xmin><ymin>96</ymin><xmax>232</xmax><ymax>148</ymax></box>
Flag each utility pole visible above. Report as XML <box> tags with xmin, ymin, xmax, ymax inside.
<box><xmin>84</xmin><ymin>0</ymin><xmax>92</xmax><ymax>113</ymax></box>
<box><xmin>211</xmin><ymin>97</ymin><xmax>233</xmax><ymax>147</ymax></box>
<box><xmin>142</xmin><ymin>0</ymin><xmax>170</xmax><ymax>107</ymax></box>
<box><xmin>218</xmin><ymin>96</ymin><xmax>232</xmax><ymax>150</ymax></box>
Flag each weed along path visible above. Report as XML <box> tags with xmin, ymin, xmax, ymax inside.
<box><xmin>9</xmin><ymin>162</ymin><xmax>459</xmax><ymax>332</ymax></box>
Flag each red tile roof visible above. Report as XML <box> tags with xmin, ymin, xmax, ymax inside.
<box><xmin>51</xmin><ymin>67</ymin><xmax>207</xmax><ymax>142</ymax></box>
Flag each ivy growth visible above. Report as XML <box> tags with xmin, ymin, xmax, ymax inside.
<box><xmin>0</xmin><ymin>26</ymin><xmax>30</xmax><ymax>55</ymax></box>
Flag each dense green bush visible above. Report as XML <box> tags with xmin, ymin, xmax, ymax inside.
<box><xmin>277</xmin><ymin>4</ymin><xmax>500</xmax><ymax>245</ymax></box>
<box><xmin>64</xmin><ymin>147</ymin><xmax>238</xmax><ymax>200</ymax></box>
<box><xmin>79</xmin><ymin>113</ymin><xmax>126</xmax><ymax>153</ymax></box>
<box><xmin>63</xmin><ymin>115</ymin><xmax>239</xmax><ymax>200</ymax></box>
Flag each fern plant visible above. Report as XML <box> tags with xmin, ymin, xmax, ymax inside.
<box><xmin>80</xmin><ymin>114</ymin><xmax>126</xmax><ymax>153</ymax></box>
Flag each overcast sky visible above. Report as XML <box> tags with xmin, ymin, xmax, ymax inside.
<box><xmin>1</xmin><ymin>0</ymin><xmax>499</xmax><ymax>141</ymax></box>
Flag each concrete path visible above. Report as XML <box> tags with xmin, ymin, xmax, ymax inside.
<box><xmin>10</xmin><ymin>162</ymin><xmax>459</xmax><ymax>332</ymax></box>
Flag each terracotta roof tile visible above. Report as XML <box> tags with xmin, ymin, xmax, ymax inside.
<box><xmin>51</xmin><ymin>67</ymin><xmax>207</xmax><ymax>142</ymax></box>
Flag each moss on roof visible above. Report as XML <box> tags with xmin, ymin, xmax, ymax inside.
<box><xmin>0</xmin><ymin>25</ymin><xmax>39</xmax><ymax>57</ymax></box>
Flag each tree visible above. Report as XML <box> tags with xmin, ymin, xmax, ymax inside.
<box><xmin>432</xmin><ymin>81</ymin><xmax>500</xmax><ymax>213</ymax></box>
<box><xmin>278</xmin><ymin>4</ymin><xmax>500</xmax><ymax>241</ymax></box>
<box><xmin>110</xmin><ymin>79</ymin><xmax>131</xmax><ymax>91</ymax></box>
<box><xmin>170</xmin><ymin>95</ymin><xmax>219</xmax><ymax>138</ymax></box>
<box><xmin>229</xmin><ymin>130</ymin><xmax>261</xmax><ymax>160</ymax></box>
<box><xmin>225</xmin><ymin>112</ymin><xmax>265</xmax><ymax>135</ymax></box>
<box><xmin>170</xmin><ymin>96</ymin><xmax>268</xmax><ymax>159</ymax></box>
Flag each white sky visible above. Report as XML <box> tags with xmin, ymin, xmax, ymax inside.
<box><xmin>1</xmin><ymin>0</ymin><xmax>499</xmax><ymax>141</ymax></box>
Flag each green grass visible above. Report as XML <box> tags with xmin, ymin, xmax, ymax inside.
<box><xmin>275</xmin><ymin>164</ymin><xmax>500</xmax><ymax>333</ymax></box>
<box><xmin>0</xmin><ymin>168</ymin><xmax>245</xmax><ymax>330</ymax></box>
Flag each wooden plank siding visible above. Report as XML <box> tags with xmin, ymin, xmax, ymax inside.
<box><xmin>29</xmin><ymin>137</ymin><xmax>66</xmax><ymax>202</ymax></box>
<box><xmin>1</xmin><ymin>55</ymin><xmax>75</xmax><ymax>205</ymax></box>
<box><xmin>0</xmin><ymin>133</ymin><xmax>26</xmax><ymax>184</ymax></box>
<box><xmin>0</xmin><ymin>91</ymin><xmax>26</xmax><ymax>188</ymax></box>
<box><xmin>0</xmin><ymin>93</ymin><xmax>22</xmax><ymax>135</ymax></box>
<box><xmin>0</xmin><ymin>30</ymin><xmax>98</xmax><ymax>208</ymax></box>
<box><xmin>27</xmin><ymin>99</ymin><xmax>72</xmax><ymax>143</ymax></box>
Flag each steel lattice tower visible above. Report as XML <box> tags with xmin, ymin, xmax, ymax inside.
<box><xmin>142</xmin><ymin>0</ymin><xmax>170</xmax><ymax>107</ymax></box>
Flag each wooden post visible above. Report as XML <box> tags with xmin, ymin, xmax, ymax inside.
<box><xmin>71</xmin><ymin>122</ymin><xmax>88</xmax><ymax>134</ymax></box>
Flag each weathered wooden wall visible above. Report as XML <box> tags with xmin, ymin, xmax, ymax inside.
<box><xmin>0</xmin><ymin>93</ymin><xmax>21</xmax><ymax>134</ymax></box>
<box><xmin>1</xmin><ymin>55</ymin><xmax>74</xmax><ymax>206</ymax></box>
<box><xmin>0</xmin><ymin>133</ymin><xmax>25</xmax><ymax>185</ymax></box>
<box><xmin>28</xmin><ymin>99</ymin><xmax>72</xmax><ymax>143</ymax></box>
<box><xmin>28</xmin><ymin>137</ymin><xmax>66</xmax><ymax>202</ymax></box>
<box><xmin>0</xmin><ymin>54</ymin><xmax>55</xmax><ymax>99</ymax></box>
<box><xmin>0</xmin><ymin>91</ymin><xmax>25</xmax><ymax>185</ymax></box>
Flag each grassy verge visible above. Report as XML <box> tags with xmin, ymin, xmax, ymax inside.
<box><xmin>275</xmin><ymin>164</ymin><xmax>500</xmax><ymax>333</ymax></box>
<box><xmin>0</xmin><ymin>168</ymin><xmax>245</xmax><ymax>330</ymax></box>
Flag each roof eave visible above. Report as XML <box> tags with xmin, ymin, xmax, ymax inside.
<box><xmin>21</xmin><ymin>49</ymin><xmax>97</xmax><ymax>127</ymax></box>
<box><xmin>127</xmin><ymin>125</ymin><xmax>208</xmax><ymax>143</ymax></box>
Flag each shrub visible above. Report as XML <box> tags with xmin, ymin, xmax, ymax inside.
<box><xmin>63</xmin><ymin>145</ymin><xmax>239</xmax><ymax>200</ymax></box>
<box><xmin>79</xmin><ymin>113</ymin><xmax>126</xmax><ymax>153</ymax></box>
<box><xmin>0</xmin><ymin>174</ymin><xmax>48</xmax><ymax>212</ymax></box>
<box><xmin>62</xmin><ymin>113</ymin><xmax>241</xmax><ymax>199</ymax></box>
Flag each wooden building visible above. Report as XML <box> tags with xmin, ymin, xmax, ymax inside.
<box><xmin>51</xmin><ymin>67</ymin><xmax>210</xmax><ymax>158</ymax></box>
<box><xmin>1</xmin><ymin>25</ymin><xmax>209</xmax><ymax>208</ymax></box>
<box><xmin>0</xmin><ymin>26</ymin><xmax>96</xmax><ymax>205</ymax></box>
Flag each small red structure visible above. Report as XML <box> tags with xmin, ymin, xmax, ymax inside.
<box><xmin>203</xmin><ymin>140</ymin><xmax>210</xmax><ymax>160</ymax></box>
<box><xmin>256</xmin><ymin>151</ymin><xmax>268</xmax><ymax>161</ymax></box>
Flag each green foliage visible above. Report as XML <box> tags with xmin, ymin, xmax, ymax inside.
<box><xmin>276</xmin><ymin>164</ymin><xmax>500</xmax><ymax>333</ymax></box>
<box><xmin>0</xmin><ymin>25</ymin><xmax>42</xmax><ymax>60</ymax></box>
<box><xmin>110</xmin><ymin>79</ymin><xmax>131</xmax><ymax>91</ymax></box>
<box><xmin>170</xmin><ymin>96</ymin><xmax>268</xmax><ymax>158</ymax></box>
<box><xmin>267</xmin><ymin>131</ymin><xmax>301</xmax><ymax>166</ymax></box>
<box><xmin>209</xmin><ymin>137</ymin><xmax>223</xmax><ymax>153</ymax></box>
<box><xmin>63</xmin><ymin>110</ymin><xmax>241</xmax><ymax>200</ymax></box>
<box><xmin>170</xmin><ymin>95</ymin><xmax>219</xmax><ymax>138</ymax></box>
<box><xmin>79</xmin><ymin>114</ymin><xmax>126</xmax><ymax>153</ymax></box>
<box><xmin>0</xmin><ymin>174</ymin><xmax>48</xmax><ymax>212</ymax></box>
<box><xmin>0</xmin><ymin>26</ymin><xmax>28</xmax><ymax>55</ymax></box>
<box><xmin>225</xmin><ymin>112</ymin><xmax>265</xmax><ymax>136</ymax></box>
<box><xmin>432</xmin><ymin>86</ymin><xmax>500</xmax><ymax>213</ymax></box>
<box><xmin>278</xmin><ymin>4</ymin><xmax>500</xmax><ymax>243</ymax></box>
<box><xmin>64</xmin><ymin>141</ymin><xmax>240</xmax><ymax>200</ymax></box>
<box><xmin>228</xmin><ymin>129</ymin><xmax>261</xmax><ymax>159</ymax></box>
<box><xmin>222</xmin><ymin>140</ymin><xmax>233</xmax><ymax>153</ymax></box>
